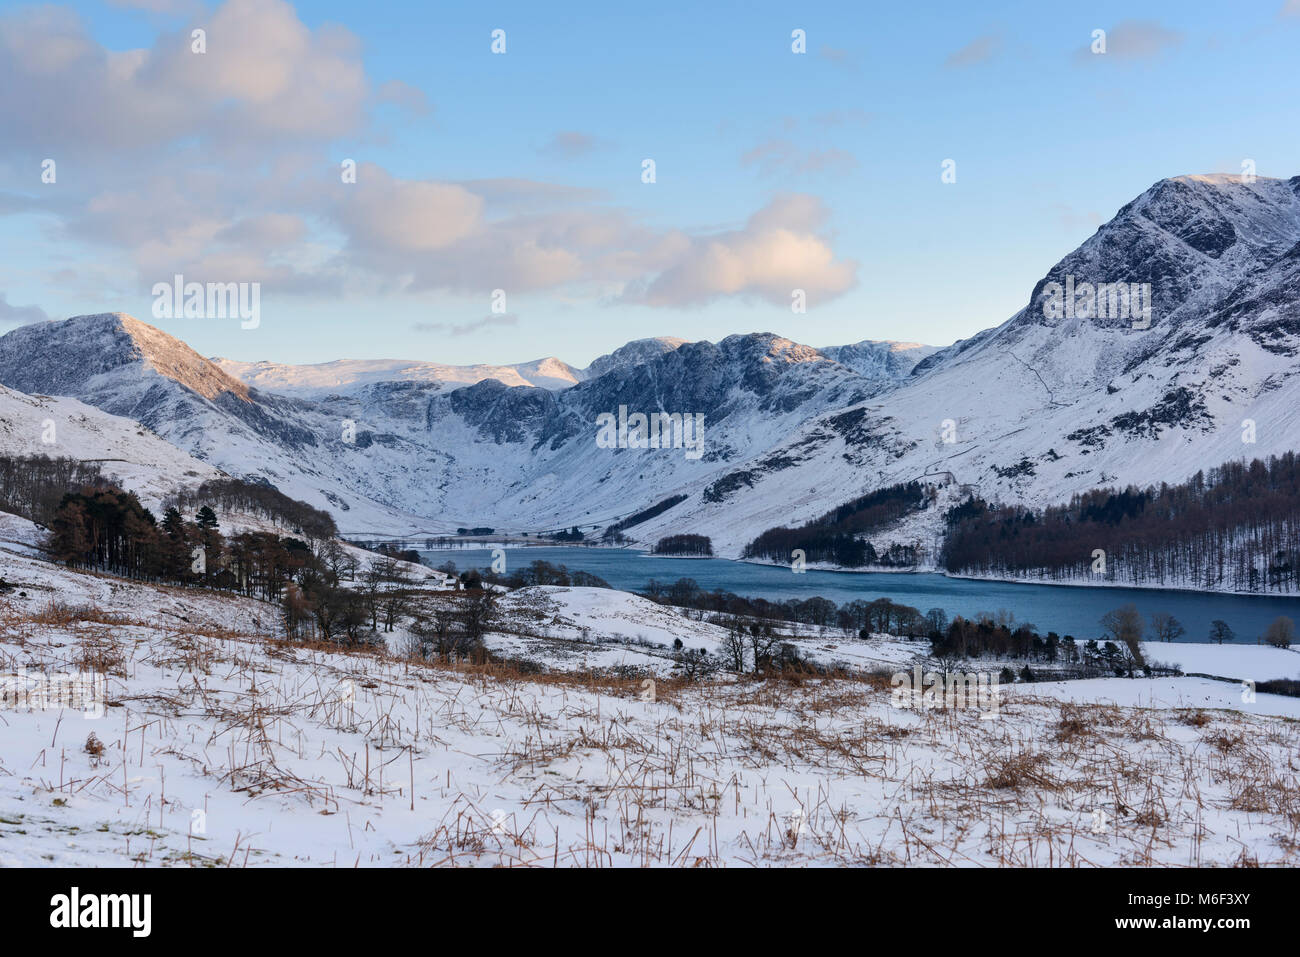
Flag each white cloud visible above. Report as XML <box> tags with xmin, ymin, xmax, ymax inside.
<box><xmin>336</xmin><ymin>165</ymin><xmax>483</xmax><ymax>254</ymax></box>
<box><xmin>631</xmin><ymin>195</ymin><xmax>857</xmax><ymax>308</ymax></box>
<box><xmin>0</xmin><ymin>0</ymin><xmax>859</xmax><ymax>313</ymax></box>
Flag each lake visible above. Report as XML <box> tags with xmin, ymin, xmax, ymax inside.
<box><xmin>419</xmin><ymin>545</ymin><xmax>1300</xmax><ymax>646</ymax></box>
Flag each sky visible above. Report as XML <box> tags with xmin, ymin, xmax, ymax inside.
<box><xmin>1</xmin><ymin>0</ymin><xmax>1299</xmax><ymax>368</ymax></box>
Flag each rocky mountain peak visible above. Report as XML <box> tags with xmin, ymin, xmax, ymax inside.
<box><xmin>0</xmin><ymin>313</ymin><xmax>250</xmax><ymax>402</ymax></box>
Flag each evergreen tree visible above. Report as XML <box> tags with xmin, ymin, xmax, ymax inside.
<box><xmin>1209</xmin><ymin>620</ymin><xmax>1235</xmax><ymax>645</ymax></box>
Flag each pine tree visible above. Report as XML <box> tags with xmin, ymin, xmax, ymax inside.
<box><xmin>162</xmin><ymin>506</ymin><xmax>185</xmax><ymax>539</ymax></box>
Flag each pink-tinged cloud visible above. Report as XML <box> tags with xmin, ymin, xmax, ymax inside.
<box><xmin>336</xmin><ymin>165</ymin><xmax>483</xmax><ymax>254</ymax></box>
<box><xmin>0</xmin><ymin>0</ymin><xmax>859</xmax><ymax>311</ymax></box>
<box><xmin>0</xmin><ymin>0</ymin><xmax>368</xmax><ymax>151</ymax></box>
<box><xmin>632</xmin><ymin>195</ymin><xmax>858</xmax><ymax>307</ymax></box>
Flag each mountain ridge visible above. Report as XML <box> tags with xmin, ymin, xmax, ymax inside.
<box><xmin>1</xmin><ymin>172</ymin><xmax>1297</xmax><ymax>560</ymax></box>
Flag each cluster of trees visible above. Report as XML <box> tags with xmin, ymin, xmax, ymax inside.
<box><xmin>48</xmin><ymin>487</ymin><xmax>174</xmax><ymax>579</ymax></box>
<box><xmin>365</xmin><ymin>542</ymin><xmax>421</xmax><ymax>565</ymax></box>
<box><xmin>545</xmin><ymin>526</ymin><xmax>585</xmax><ymax>542</ymax></box>
<box><xmin>0</xmin><ymin>454</ymin><xmax>110</xmax><ymax>526</ymax></box>
<box><xmin>408</xmin><ymin>589</ymin><xmax>499</xmax><ymax>663</ymax></box>
<box><xmin>742</xmin><ymin>481</ymin><xmax>930</xmax><ymax>567</ymax></box>
<box><xmin>712</xmin><ymin>618</ymin><xmax>811</xmax><ymax>676</ymax></box>
<box><xmin>283</xmin><ymin>548</ymin><xmax>434</xmax><ymax>645</ymax></box>
<box><xmin>638</xmin><ymin>577</ymin><xmax>938</xmax><ymax>635</ymax></box>
<box><xmin>930</xmin><ymin>608</ymin><xmax>1159</xmax><ymax>679</ymax></box>
<box><xmin>167</xmin><ymin>477</ymin><xmax>336</xmax><ymax>544</ymax></box>
<box><xmin>933</xmin><ymin>614</ymin><xmax>1073</xmax><ymax>662</ymax></box>
<box><xmin>1261</xmin><ymin>616</ymin><xmax>1295</xmax><ymax>648</ymax></box>
<box><xmin>20</xmin><ymin>465</ymin><xmax>534</xmax><ymax>660</ymax></box>
<box><xmin>652</xmin><ymin>534</ymin><xmax>713</xmax><ymax>556</ymax></box>
<box><xmin>482</xmin><ymin>558</ymin><xmax>611</xmax><ymax>589</ymax></box>
<box><xmin>940</xmin><ymin>454</ymin><xmax>1300</xmax><ymax>593</ymax></box>
<box><xmin>601</xmin><ymin>494</ymin><xmax>688</xmax><ymax>542</ymax></box>
<box><xmin>36</xmin><ymin>474</ymin><xmax>459</xmax><ymax>649</ymax></box>
<box><xmin>46</xmin><ymin>483</ymin><xmax>333</xmax><ymax>601</ymax></box>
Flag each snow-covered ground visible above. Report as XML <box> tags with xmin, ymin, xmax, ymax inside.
<box><xmin>1023</xmin><ymin>677</ymin><xmax>1300</xmax><ymax>719</ymax></box>
<box><xmin>0</xmin><ymin>383</ymin><xmax>221</xmax><ymax>514</ymax></box>
<box><xmin>1138</xmin><ymin>640</ymin><xmax>1300</xmax><ymax>683</ymax></box>
<box><xmin>3</xmin><ymin>549</ymin><xmax>1299</xmax><ymax>867</ymax></box>
<box><xmin>0</xmin><ymin>511</ymin><xmax>43</xmax><ymax>559</ymax></box>
<box><xmin>486</xmin><ymin>585</ymin><xmax>927</xmax><ymax>676</ymax></box>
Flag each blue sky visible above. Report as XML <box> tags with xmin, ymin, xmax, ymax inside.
<box><xmin>2</xmin><ymin>0</ymin><xmax>1299</xmax><ymax>367</ymax></box>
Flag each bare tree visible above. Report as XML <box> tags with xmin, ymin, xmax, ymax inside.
<box><xmin>1101</xmin><ymin>603</ymin><xmax>1146</xmax><ymax>674</ymax></box>
<box><xmin>1263</xmin><ymin>616</ymin><xmax>1295</xmax><ymax>649</ymax></box>
<box><xmin>458</xmin><ymin>588</ymin><xmax>498</xmax><ymax>646</ymax></box>
<box><xmin>377</xmin><ymin>558</ymin><xmax>417</xmax><ymax>632</ymax></box>
<box><xmin>674</xmin><ymin>646</ymin><xmax>717</xmax><ymax>680</ymax></box>
<box><xmin>413</xmin><ymin>595</ymin><xmax>485</xmax><ymax>661</ymax></box>
<box><xmin>747</xmin><ymin>618</ymin><xmax>781</xmax><ymax>675</ymax></box>
<box><xmin>718</xmin><ymin>616</ymin><xmax>748</xmax><ymax>673</ymax></box>
<box><xmin>1149</xmin><ymin>612</ymin><xmax>1185</xmax><ymax>643</ymax></box>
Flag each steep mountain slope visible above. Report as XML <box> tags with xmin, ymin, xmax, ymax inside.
<box><xmin>581</xmin><ymin>337</ymin><xmax>689</xmax><ymax>379</ymax></box>
<box><xmin>626</xmin><ymin>174</ymin><xmax>1300</xmax><ymax>557</ymax></box>
<box><xmin>0</xmin><ymin>382</ymin><xmax>221</xmax><ymax>510</ymax></box>
<box><xmin>817</xmin><ymin>340</ymin><xmax>938</xmax><ymax>380</ymax></box>
<box><xmin>0</xmin><ymin>314</ymin><xmax>430</xmax><ymax>531</ymax></box>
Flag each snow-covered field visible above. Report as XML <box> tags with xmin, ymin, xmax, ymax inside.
<box><xmin>3</xmin><ymin>548</ymin><xmax>1299</xmax><ymax>867</ymax></box>
<box><xmin>1140</xmin><ymin>641</ymin><xmax>1300</xmax><ymax>683</ymax></box>
<box><xmin>486</xmin><ymin>585</ymin><xmax>927</xmax><ymax>676</ymax></box>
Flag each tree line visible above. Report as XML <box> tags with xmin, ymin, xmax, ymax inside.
<box><xmin>0</xmin><ymin>454</ymin><xmax>111</xmax><ymax>526</ymax></box>
<box><xmin>742</xmin><ymin>481</ymin><xmax>930</xmax><ymax>567</ymax></box>
<box><xmin>166</xmin><ymin>477</ymin><xmax>337</xmax><ymax>544</ymax></box>
<box><xmin>638</xmin><ymin>576</ymin><xmax>939</xmax><ymax>635</ymax></box>
<box><xmin>601</xmin><ymin>494</ymin><xmax>688</xmax><ymax>543</ymax></box>
<box><xmin>940</xmin><ymin>454</ymin><xmax>1300</xmax><ymax>593</ymax></box>
<box><xmin>652</xmin><ymin>534</ymin><xmax>713</xmax><ymax>556</ymax></box>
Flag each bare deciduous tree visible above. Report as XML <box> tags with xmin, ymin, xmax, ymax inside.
<box><xmin>1263</xmin><ymin>615</ymin><xmax>1295</xmax><ymax>649</ymax></box>
<box><xmin>1149</xmin><ymin>612</ymin><xmax>1185</xmax><ymax>643</ymax></box>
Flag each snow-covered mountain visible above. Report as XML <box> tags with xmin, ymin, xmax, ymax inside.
<box><xmin>0</xmin><ymin>313</ymin><xmax>430</xmax><ymax>531</ymax></box>
<box><xmin>0</xmin><ymin>381</ymin><xmax>221</xmax><ymax>511</ymax></box>
<box><xmin>214</xmin><ymin>354</ymin><xmax>586</xmax><ymax>396</ymax></box>
<box><xmin>1</xmin><ymin>173</ymin><xmax>1297</xmax><ymax>558</ymax></box>
<box><xmin>0</xmin><ymin>316</ymin><xmax>906</xmax><ymax>535</ymax></box>
<box><xmin>625</xmin><ymin>173</ymin><xmax>1300</xmax><ymax>556</ymax></box>
<box><xmin>0</xmin><ymin>304</ymin><xmax>912</xmax><ymax>534</ymax></box>
<box><xmin>816</xmin><ymin>340</ymin><xmax>938</xmax><ymax>380</ymax></box>
<box><xmin>581</xmin><ymin>337</ymin><xmax>689</xmax><ymax>380</ymax></box>
<box><xmin>211</xmin><ymin>335</ymin><xmax>692</xmax><ymax>397</ymax></box>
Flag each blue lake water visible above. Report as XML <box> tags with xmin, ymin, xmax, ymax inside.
<box><xmin>421</xmin><ymin>546</ymin><xmax>1300</xmax><ymax>645</ymax></box>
